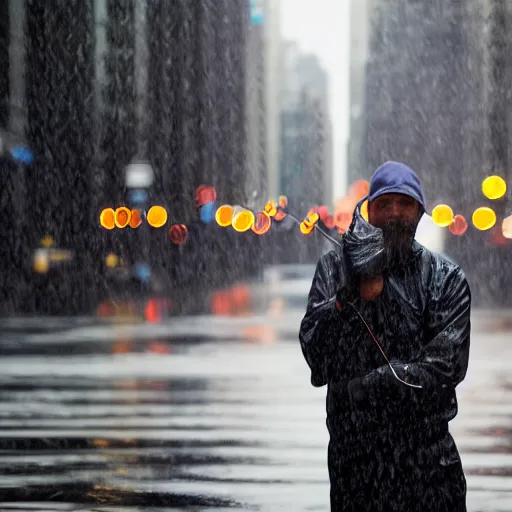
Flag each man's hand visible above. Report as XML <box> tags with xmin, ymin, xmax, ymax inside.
<box><xmin>360</xmin><ymin>275</ymin><xmax>384</xmax><ymax>301</ymax></box>
<box><xmin>335</xmin><ymin>275</ymin><xmax>384</xmax><ymax>311</ymax></box>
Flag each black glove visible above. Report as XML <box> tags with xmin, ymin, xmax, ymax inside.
<box><xmin>347</xmin><ymin>377</ymin><xmax>368</xmax><ymax>408</ymax></box>
<box><xmin>343</xmin><ymin>220</ymin><xmax>386</xmax><ymax>278</ymax></box>
<box><xmin>335</xmin><ymin>275</ymin><xmax>360</xmax><ymax>310</ymax></box>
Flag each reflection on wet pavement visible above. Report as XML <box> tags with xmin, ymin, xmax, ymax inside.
<box><xmin>0</xmin><ymin>313</ymin><xmax>511</xmax><ymax>511</ymax></box>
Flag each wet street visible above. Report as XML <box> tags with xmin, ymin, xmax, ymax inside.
<box><xmin>0</xmin><ymin>304</ymin><xmax>511</xmax><ymax>511</ymax></box>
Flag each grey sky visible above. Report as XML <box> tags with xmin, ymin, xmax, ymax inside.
<box><xmin>280</xmin><ymin>0</ymin><xmax>350</xmax><ymax>201</ymax></box>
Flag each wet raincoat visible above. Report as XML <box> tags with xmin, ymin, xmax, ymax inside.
<box><xmin>299</xmin><ymin>200</ymin><xmax>470</xmax><ymax>512</ymax></box>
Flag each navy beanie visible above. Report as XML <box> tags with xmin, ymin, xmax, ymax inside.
<box><xmin>368</xmin><ymin>161</ymin><xmax>426</xmax><ymax>211</ymax></box>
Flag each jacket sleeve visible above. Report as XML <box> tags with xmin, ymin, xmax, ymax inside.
<box><xmin>299</xmin><ymin>250</ymin><xmax>354</xmax><ymax>387</ymax></box>
<box><xmin>360</xmin><ymin>266</ymin><xmax>471</xmax><ymax>398</ymax></box>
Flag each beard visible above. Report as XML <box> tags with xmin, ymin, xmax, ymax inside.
<box><xmin>379</xmin><ymin>220</ymin><xmax>418</xmax><ymax>269</ymax></box>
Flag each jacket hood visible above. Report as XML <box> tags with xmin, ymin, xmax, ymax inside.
<box><xmin>368</xmin><ymin>161</ymin><xmax>426</xmax><ymax>212</ymax></box>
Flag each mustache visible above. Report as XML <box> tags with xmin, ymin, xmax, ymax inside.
<box><xmin>379</xmin><ymin>220</ymin><xmax>417</xmax><ymax>239</ymax></box>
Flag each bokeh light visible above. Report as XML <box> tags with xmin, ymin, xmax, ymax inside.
<box><xmin>196</xmin><ymin>185</ymin><xmax>217</xmax><ymax>207</ymax></box>
<box><xmin>33</xmin><ymin>249</ymin><xmax>49</xmax><ymax>274</ymax></box>
<box><xmin>129</xmin><ymin>209</ymin><xmax>142</xmax><ymax>228</ymax></box>
<box><xmin>502</xmin><ymin>216</ymin><xmax>512</xmax><ymax>239</ymax></box>
<box><xmin>252</xmin><ymin>211</ymin><xmax>271</xmax><ymax>235</ymax></box>
<box><xmin>264</xmin><ymin>200</ymin><xmax>277</xmax><ymax>217</ymax></box>
<box><xmin>324</xmin><ymin>215</ymin><xmax>334</xmax><ymax>229</ymax></box>
<box><xmin>114</xmin><ymin>207</ymin><xmax>131</xmax><ymax>228</ymax></box>
<box><xmin>199</xmin><ymin>201</ymin><xmax>216</xmax><ymax>223</ymax></box>
<box><xmin>147</xmin><ymin>206</ymin><xmax>168</xmax><ymax>228</ymax></box>
<box><xmin>105</xmin><ymin>253</ymin><xmax>119</xmax><ymax>268</ymax></box>
<box><xmin>274</xmin><ymin>208</ymin><xmax>287</xmax><ymax>222</ymax></box>
<box><xmin>482</xmin><ymin>175</ymin><xmax>507</xmax><ymax>200</ymax></box>
<box><xmin>431</xmin><ymin>204</ymin><xmax>454</xmax><ymax>227</ymax></box>
<box><xmin>349</xmin><ymin>180</ymin><xmax>370</xmax><ymax>201</ymax></box>
<box><xmin>472</xmin><ymin>206</ymin><xmax>496</xmax><ymax>231</ymax></box>
<box><xmin>232</xmin><ymin>209</ymin><xmax>255</xmax><ymax>232</ymax></box>
<box><xmin>334</xmin><ymin>196</ymin><xmax>357</xmax><ymax>233</ymax></box>
<box><xmin>215</xmin><ymin>204</ymin><xmax>233</xmax><ymax>227</ymax></box>
<box><xmin>169</xmin><ymin>224</ymin><xmax>188</xmax><ymax>245</ymax></box>
<box><xmin>100</xmin><ymin>208</ymin><xmax>115</xmax><ymax>230</ymax></box>
<box><xmin>300</xmin><ymin>221</ymin><xmax>315</xmax><ymax>235</ymax></box>
<box><xmin>449</xmin><ymin>214</ymin><xmax>468</xmax><ymax>236</ymax></box>
<box><xmin>361</xmin><ymin>200</ymin><xmax>369</xmax><ymax>222</ymax></box>
<box><xmin>40</xmin><ymin>235</ymin><xmax>54</xmax><ymax>248</ymax></box>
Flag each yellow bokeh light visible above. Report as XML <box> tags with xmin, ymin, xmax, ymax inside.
<box><xmin>482</xmin><ymin>175</ymin><xmax>507</xmax><ymax>200</ymax></box>
<box><xmin>114</xmin><ymin>207</ymin><xmax>131</xmax><ymax>228</ymax></box>
<box><xmin>105</xmin><ymin>253</ymin><xmax>119</xmax><ymax>268</ymax></box>
<box><xmin>361</xmin><ymin>200</ymin><xmax>369</xmax><ymax>222</ymax></box>
<box><xmin>307</xmin><ymin>212</ymin><xmax>320</xmax><ymax>225</ymax></box>
<box><xmin>100</xmin><ymin>208</ymin><xmax>115</xmax><ymax>230</ymax></box>
<box><xmin>431</xmin><ymin>204</ymin><xmax>454</xmax><ymax>227</ymax></box>
<box><xmin>215</xmin><ymin>205</ymin><xmax>233</xmax><ymax>227</ymax></box>
<box><xmin>502</xmin><ymin>216</ymin><xmax>512</xmax><ymax>239</ymax></box>
<box><xmin>146</xmin><ymin>205</ymin><xmax>168</xmax><ymax>228</ymax></box>
<box><xmin>232</xmin><ymin>210</ymin><xmax>255</xmax><ymax>232</ymax></box>
<box><xmin>40</xmin><ymin>235</ymin><xmax>54</xmax><ymax>248</ymax></box>
<box><xmin>264</xmin><ymin>200</ymin><xmax>277</xmax><ymax>217</ymax></box>
<box><xmin>33</xmin><ymin>250</ymin><xmax>49</xmax><ymax>274</ymax></box>
<box><xmin>300</xmin><ymin>221</ymin><xmax>314</xmax><ymax>235</ymax></box>
<box><xmin>472</xmin><ymin>206</ymin><xmax>496</xmax><ymax>231</ymax></box>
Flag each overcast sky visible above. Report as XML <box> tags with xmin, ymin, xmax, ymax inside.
<box><xmin>279</xmin><ymin>0</ymin><xmax>350</xmax><ymax>200</ymax></box>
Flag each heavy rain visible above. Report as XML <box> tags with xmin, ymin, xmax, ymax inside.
<box><xmin>0</xmin><ymin>0</ymin><xmax>511</xmax><ymax>510</ymax></box>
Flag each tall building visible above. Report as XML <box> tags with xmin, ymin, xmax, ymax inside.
<box><xmin>346</xmin><ymin>0</ymin><xmax>372</xmax><ymax>185</ymax></box>
<box><xmin>279</xmin><ymin>42</ymin><xmax>333</xmax><ymax>211</ymax></box>
<box><xmin>1</xmin><ymin>0</ymin><xmax>252</xmax><ymax>314</ymax></box>
<box><xmin>245</xmin><ymin>0</ymin><xmax>281</xmax><ymax>207</ymax></box>
<box><xmin>355</xmin><ymin>0</ymin><xmax>512</xmax><ymax>306</ymax></box>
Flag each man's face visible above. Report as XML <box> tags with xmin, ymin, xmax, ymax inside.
<box><xmin>368</xmin><ymin>193</ymin><xmax>422</xmax><ymax>267</ymax></box>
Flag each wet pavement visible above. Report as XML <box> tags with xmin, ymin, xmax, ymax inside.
<box><xmin>0</xmin><ymin>308</ymin><xmax>511</xmax><ymax>511</ymax></box>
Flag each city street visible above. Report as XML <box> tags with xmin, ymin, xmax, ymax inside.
<box><xmin>0</xmin><ymin>297</ymin><xmax>511</xmax><ymax>511</ymax></box>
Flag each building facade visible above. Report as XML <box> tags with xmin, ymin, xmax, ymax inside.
<box><xmin>351</xmin><ymin>0</ymin><xmax>512</xmax><ymax>306</ymax></box>
<box><xmin>245</xmin><ymin>0</ymin><xmax>282</xmax><ymax>207</ymax></box>
<box><xmin>0</xmin><ymin>0</ymin><xmax>252</xmax><ymax>314</ymax></box>
<box><xmin>279</xmin><ymin>43</ymin><xmax>333</xmax><ymax>212</ymax></box>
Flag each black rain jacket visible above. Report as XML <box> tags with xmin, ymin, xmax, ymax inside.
<box><xmin>299</xmin><ymin>199</ymin><xmax>470</xmax><ymax>511</ymax></box>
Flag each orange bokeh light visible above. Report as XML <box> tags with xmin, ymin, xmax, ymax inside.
<box><xmin>114</xmin><ymin>207</ymin><xmax>131</xmax><ymax>228</ymax></box>
<box><xmin>215</xmin><ymin>204</ymin><xmax>233</xmax><ymax>227</ymax></box>
<box><xmin>348</xmin><ymin>180</ymin><xmax>370</xmax><ymax>201</ymax></box>
<box><xmin>130</xmin><ymin>209</ymin><xmax>142</xmax><ymax>228</ymax></box>
<box><xmin>252</xmin><ymin>211</ymin><xmax>271</xmax><ymax>235</ymax></box>
<box><xmin>100</xmin><ymin>208</ymin><xmax>115</xmax><ymax>230</ymax></box>
<box><xmin>449</xmin><ymin>214</ymin><xmax>468</xmax><ymax>236</ymax></box>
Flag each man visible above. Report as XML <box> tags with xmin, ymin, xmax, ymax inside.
<box><xmin>299</xmin><ymin>161</ymin><xmax>470</xmax><ymax>511</ymax></box>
